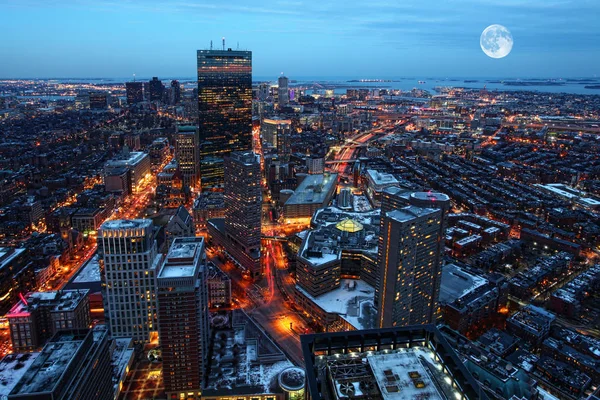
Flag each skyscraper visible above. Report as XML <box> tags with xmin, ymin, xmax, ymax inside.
<box><xmin>377</xmin><ymin>206</ymin><xmax>443</xmax><ymax>328</ymax></box>
<box><xmin>126</xmin><ymin>81</ymin><xmax>144</xmax><ymax>104</ymax></box>
<box><xmin>278</xmin><ymin>74</ymin><xmax>289</xmax><ymax>107</ymax></box>
<box><xmin>224</xmin><ymin>151</ymin><xmax>262</xmax><ymax>277</ymax></box>
<box><xmin>376</xmin><ymin>188</ymin><xmax>450</xmax><ymax>316</ymax></box>
<box><xmin>148</xmin><ymin>77</ymin><xmax>164</xmax><ymax>102</ymax></box>
<box><xmin>170</xmin><ymin>79</ymin><xmax>181</xmax><ymax>105</ymax></box>
<box><xmin>156</xmin><ymin>237</ymin><xmax>210</xmax><ymax>400</ymax></box>
<box><xmin>175</xmin><ymin>124</ymin><xmax>200</xmax><ymax>189</ymax></box>
<box><xmin>197</xmin><ymin>48</ymin><xmax>252</xmax><ymax>191</ymax></box>
<box><xmin>98</xmin><ymin>219</ymin><xmax>161</xmax><ymax>342</ymax></box>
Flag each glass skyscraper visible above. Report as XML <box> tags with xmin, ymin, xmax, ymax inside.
<box><xmin>197</xmin><ymin>49</ymin><xmax>252</xmax><ymax>191</ymax></box>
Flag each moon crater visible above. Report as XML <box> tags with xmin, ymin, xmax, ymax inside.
<box><xmin>480</xmin><ymin>24</ymin><xmax>513</xmax><ymax>59</ymax></box>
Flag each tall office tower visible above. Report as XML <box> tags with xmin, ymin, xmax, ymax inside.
<box><xmin>278</xmin><ymin>74</ymin><xmax>289</xmax><ymax>107</ymax></box>
<box><xmin>98</xmin><ymin>220</ymin><xmax>161</xmax><ymax>342</ymax></box>
<box><xmin>224</xmin><ymin>151</ymin><xmax>262</xmax><ymax>277</ymax></box>
<box><xmin>175</xmin><ymin>124</ymin><xmax>201</xmax><ymax>189</ymax></box>
<box><xmin>126</xmin><ymin>81</ymin><xmax>144</xmax><ymax>104</ymax></box>
<box><xmin>377</xmin><ymin>204</ymin><xmax>444</xmax><ymax>329</ymax></box>
<box><xmin>170</xmin><ymin>79</ymin><xmax>181</xmax><ymax>105</ymax></box>
<box><xmin>89</xmin><ymin>91</ymin><xmax>108</xmax><ymax>110</ymax></box>
<box><xmin>197</xmin><ymin>48</ymin><xmax>252</xmax><ymax>191</ymax></box>
<box><xmin>257</xmin><ymin>82</ymin><xmax>270</xmax><ymax>101</ymax></box>
<box><xmin>377</xmin><ymin>188</ymin><xmax>451</xmax><ymax>317</ymax></box>
<box><xmin>149</xmin><ymin>77</ymin><xmax>164</xmax><ymax>102</ymax></box>
<box><xmin>261</xmin><ymin>118</ymin><xmax>291</xmax><ymax>158</ymax></box>
<box><xmin>8</xmin><ymin>326</ymin><xmax>113</xmax><ymax>400</ymax></box>
<box><xmin>156</xmin><ymin>237</ymin><xmax>210</xmax><ymax>400</ymax></box>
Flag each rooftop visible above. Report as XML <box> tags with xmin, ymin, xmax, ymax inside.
<box><xmin>0</xmin><ymin>353</ymin><xmax>40</xmax><ymax>397</ymax></box>
<box><xmin>439</xmin><ymin>264</ymin><xmax>488</xmax><ymax>305</ymax></box>
<box><xmin>73</xmin><ymin>253</ymin><xmax>101</xmax><ymax>283</ymax></box>
<box><xmin>7</xmin><ymin>289</ymin><xmax>89</xmax><ymax>316</ymax></box>
<box><xmin>410</xmin><ymin>191</ymin><xmax>451</xmax><ymax>203</ymax></box>
<box><xmin>367</xmin><ymin>169</ymin><xmax>399</xmax><ymax>186</ymax></box>
<box><xmin>203</xmin><ymin>310</ymin><xmax>293</xmax><ymax>396</ymax></box>
<box><xmin>336</xmin><ymin>218</ymin><xmax>364</xmax><ymax>233</ymax></box>
<box><xmin>159</xmin><ymin>237</ymin><xmax>204</xmax><ymax>279</ymax></box>
<box><xmin>296</xmin><ymin>279</ymin><xmax>377</xmax><ymax>330</ymax></box>
<box><xmin>105</xmin><ymin>151</ymin><xmax>148</xmax><ymax>168</ymax></box>
<box><xmin>100</xmin><ymin>219</ymin><xmax>152</xmax><ymax>231</ymax></box>
<box><xmin>10</xmin><ymin>331</ymin><xmax>89</xmax><ymax>395</ymax></box>
<box><xmin>0</xmin><ymin>247</ymin><xmax>26</xmax><ymax>270</ymax></box>
<box><xmin>285</xmin><ymin>173</ymin><xmax>338</xmax><ymax>206</ymax></box>
<box><xmin>386</xmin><ymin>206</ymin><xmax>439</xmax><ymax>223</ymax></box>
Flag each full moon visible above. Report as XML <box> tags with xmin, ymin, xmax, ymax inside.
<box><xmin>480</xmin><ymin>24</ymin><xmax>513</xmax><ymax>58</ymax></box>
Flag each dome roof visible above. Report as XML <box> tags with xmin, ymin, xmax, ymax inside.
<box><xmin>336</xmin><ymin>218</ymin><xmax>364</xmax><ymax>233</ymax></box>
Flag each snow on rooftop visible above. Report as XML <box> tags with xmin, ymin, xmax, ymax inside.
<box><xmin>159</xmin><ymin>265</ymin><xmax>196</xmax><ymax>278</ymax></box>
<box><xmin>74</xmin><ymin>253</ymin><xmax>101</xmax><ymax>283</ymax></box>
<box><xmin>12</xmin><ymin>340</ymin><xmax>82</xmax><ymax>395</ymax></box>
<box><xmin>439</xmin><ymin>264</ymin><xmax>488</xmax><ymax>304</ymax></box>
<box><xmin>296</xmin><ymin>279</ymin><xmax>376</xmax><ymax>330</ymax></box>
<box><xmin>368</xmin><ymin>348</ymin><xmax>444</xmax><ymax>400</ymax></box>
<box><xmin>367</xmin><ymin>169</ymin><xmax>399</xmax><ymax>186</ymax></box>
<box><xmin>101</xmin><ymin>219</ymin><xmax>151</xmax><ymax>230</ymax></box>
<box><xmin>387</xmin><ymin>206</ymin><xmax>437</xmax><ymax>223</ymax></box>
<box><xmin>0</xmin><ymin>353</ymin><xmax>40</xmax><ymax>397</ymax></box>
<box><xmin>168</xmin><ymin>242</ymin><xmax>199</xmax><ymax>260</ymax></box>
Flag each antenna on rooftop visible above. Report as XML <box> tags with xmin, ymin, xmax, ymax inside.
<box><xmin>222</xmin><ymin>37</ymin><xmax>225</xmax><ymax>50</ymax></box>
<box><xmin>210</xmin><ymin>40</ymin><xmax>213</xmax><ymax>50</ymax></box>
<box><xmin>237</xmin><ymin>41</ymin><xmax>239</xmax><ymax>50</ymax></box>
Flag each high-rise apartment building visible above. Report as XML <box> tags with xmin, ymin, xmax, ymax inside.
<box><xmin>224</xmin><ymin>151</ymin><xmax>262</xmax><ymax>277</ymax></box>
<box><xmin>156</xmin><ymin>237</ymin><xmax>210</xmax><ymax>400</ymax></box>
<box><xmin>261</xmin><ymin>118</ymin><xmax>291</xmax><ymax>158</ymax></box>
<box><xmin>149</xmin><ymin>77</ymin><xmax>164</xmax><ymax>102</ymax></box>
<box><xmin>278</xmin><ymin>74</ymin><xmax>289</xmax><ymax>107</ymax></box>
<box><xmin>170</xmin><ymin>79</ymin><xmax>181</xmax><ymax>105</ymax></box>
<box><xmin>377</xmin><ymin>204</ymin><xmax>444</xmax><ymax>328</ymax></box>
<box><xmin>175</xmin><ymin>124</ymin><xmax>201</xmax><ymax>189</ymax></box>
<box><xmin>126</xmin><ymin>81</ymin><xmax>144</xmax><ymax>104</ymax></box>
<box><xmin>197</xmin><ymin>49</ymin><xmax>252</xmax><ymax>191</ymax></box>
<box><xmin>98</xmin><ymin>219</ymin><xmax>161</xmax><ymax>342</ymax></box>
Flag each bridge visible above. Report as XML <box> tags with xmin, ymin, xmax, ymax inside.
<box><xmin>261</xmin><ymin>235</ymin><xmax>289</xmax><ymax>241</ymax></box>
<box><xmin>325</xmin><ymin>159</ymin><xmax>358</xmax><ymax>165</ymax></box>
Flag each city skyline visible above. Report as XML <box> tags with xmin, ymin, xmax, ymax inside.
<box><xmin>1</xmin><ymin>0</ymin><xmax>599</xmax><ymax>78</ymax></box>
<box><xmin>0</xmin><ymin>3</ymin><xmax>599</xmax><ymax>398</ymax></box>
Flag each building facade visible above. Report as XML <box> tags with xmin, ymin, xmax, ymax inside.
<box><xmin>156</xmin><ymin>237</ymin><xmax>210</xmax><ymax>400</ymax></box>
<box><xmin>126</xmin><ymin>81</ymin><xmax>144</xmax><ymax>104</ymax></box>
<box><xmin>7</xmin><ymin>289</ymin><xmax>91</xmax><ymax>352</ymax></box>
<box><xmin>197</xmin><ymin>49</ymin><xmax>252</xmax><ymax>191</ymax></box>
<box><xmin>98</xmin><ymin>219</ymin><xmax>161</xmax><ymax>342</ymax></box>
<box><xmin>377</xmin><ymin>206</ymin><xmax>444</xmax><ymax>328</ymax></box>
<box><xmin>8</xmin><ymin>326</ymin><xmax>113</xmax><ymax>400</ymax></box>
<box><xmin>224</xmin><ymin>151</ymin><xmax>262</xmax><ymax>277</ymax></box>
<box><xmin>175</xmin><ymin>124</ymin><xmax>201</xmax><ymax>189</ymax></box>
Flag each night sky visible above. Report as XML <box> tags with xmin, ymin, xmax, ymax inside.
<box><xmin>1</xmin><ymin>0</ymin><xmax>598</xmax><ymax>78</ymax></box>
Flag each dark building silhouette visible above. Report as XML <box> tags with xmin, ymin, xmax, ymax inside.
<box><xmin>197</xmin><ymin>48</ymin><xmax>252</xmax><ymax>191</ymax></box>
<box><xmin>148</xmin><ymin>77</ymin><xmax>164</xmax><ymax>102</ymax></box>
<box><xmin>125</xmin><ymin>81</ymin><xmax>144</xmax><ymax>104</ymax></box>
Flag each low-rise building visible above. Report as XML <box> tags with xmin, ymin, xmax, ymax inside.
<box><xmin>283</xmin><ymin>173</ymin><xmax>338</xmax><ymax>219</ymax></box>
<box><xmin>507</xmin><ymin>305</ymin><xmax>555</xmax><ymax>347</ymax></box>
<box><xmin>7</xmin><ymin>289</ymin><xmax>91</xmax><ymax>352</ymax></box>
